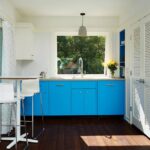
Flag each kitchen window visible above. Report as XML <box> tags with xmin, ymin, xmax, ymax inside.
<box><xmin>57</xmin><ymin>36</ymin><xmax>105</xmax><ymax>74</ymax></box>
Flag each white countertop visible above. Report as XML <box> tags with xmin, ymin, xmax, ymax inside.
<box><xmin>40</xmin><ymin>75</ymin><xmax>125</xmax><ymax>81</ymax></box>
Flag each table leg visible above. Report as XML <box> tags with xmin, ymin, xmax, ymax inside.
<box><xmin>1</xmin><ymin>80</ymin><xmax>38</xmax><ymax>149</ymax></box>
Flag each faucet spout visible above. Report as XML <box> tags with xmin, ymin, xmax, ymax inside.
<box><xmin>78</xmin><ymin>57</ymin><xmax>83</xmax><ymax>76</ymax></box>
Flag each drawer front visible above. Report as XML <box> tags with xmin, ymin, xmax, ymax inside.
<box><xmin>98</xmin><ymin>80</ymin><xmax>125</xmax><ymax>89</ymax></box>
<box><xmin>49</xmin><ymin>81</ymin><xmax>71</xmax><ymax>89</ymax></box>
<box><xmin>71</xmin><ymin>81</ymin><xmax>97</xmax><ymax>89</ymax></box>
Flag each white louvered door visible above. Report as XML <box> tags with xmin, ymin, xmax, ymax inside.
<box><xmin>143</xmin><ymin>17</ymin><xmax>150</xmax><ymax>137</ymax></box>
<box><xmin>132</xmin><ymin>23</ymin><xmax>145</xmax><ymax>133</ymax></box>
<box><xmin>132</xmin><ymin>15</ymin><xmax>150</xmax><ymax>138</ymax></box>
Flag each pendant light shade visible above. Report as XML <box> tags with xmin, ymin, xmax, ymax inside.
<box><xmin>78</xmin><ymin>13</ymin><xmax>87</xmax><ymax>36</ymax></box>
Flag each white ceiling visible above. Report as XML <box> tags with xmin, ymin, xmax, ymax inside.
<box><xmin>9</xmin><ymin>0</ymin><xmax>136</xmax><ymax>17</ymax></box>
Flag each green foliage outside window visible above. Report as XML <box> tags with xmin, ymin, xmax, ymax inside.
<box><xmin>57</xmin><ymin>36</ymin><xmax>105</xmax><ymax>74</ymax></box>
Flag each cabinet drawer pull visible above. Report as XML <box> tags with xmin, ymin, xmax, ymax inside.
<box><xmin>56</xmin><ymin>84</ymin><xmax>64</xmax><ymax>86</ymax></box>
<box><xmin>105</xmin><ymin>84</ymin><xmax>113</xmax><ymax>86</ymax></box>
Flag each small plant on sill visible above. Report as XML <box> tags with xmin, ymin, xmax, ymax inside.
<box><xmin>103</xmin><ymin>60</ymin><xmax>118</xmax><ymax>78</ymax></box>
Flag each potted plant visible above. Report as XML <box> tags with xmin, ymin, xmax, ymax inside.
<box><xmin>104</xmin><ymin>60</ymin><xmax>118</xmax><ymax>78</ymax></box>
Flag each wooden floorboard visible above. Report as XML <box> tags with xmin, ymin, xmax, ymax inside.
<box><xmin>0</xmin><ymin>117</ymin><xmax>150</xmax><ymax>150</ymax></box>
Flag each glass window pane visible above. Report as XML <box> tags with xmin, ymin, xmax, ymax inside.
<box><xmin>57</xmin><ymin>36</ymin><xmax>105</xmax><ymax>74</ymax></box>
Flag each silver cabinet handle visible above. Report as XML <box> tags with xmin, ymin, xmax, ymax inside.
<box><xmin>136</xmin><ymin>79</ymin><xmax>145</xmax><ymax>84</ymax></box>
<box><xmin>105</xmin><ymin>84</ymin><xmax>113</xmax><ymax>86</ymax></box>
<box><xmin>56</xmin><ymin>84</ymin><xmax>64</xmax><ymax>86</ymax></box>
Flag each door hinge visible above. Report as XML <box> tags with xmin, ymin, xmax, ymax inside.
<box><xmin>130</xmin><ymin>106</ymin><xmax>133</xmax><ymax>112</ymax></box>
<box><xmin>130</xmin><ymin>71</ymin><xmax>132</xmax><ymax>76</ymax></box>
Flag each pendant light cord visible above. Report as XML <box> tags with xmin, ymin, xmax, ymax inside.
<box><xmin>80</xmin><ymin>13</ymin><xmax>85</xmax><ymax>27</ymax></box>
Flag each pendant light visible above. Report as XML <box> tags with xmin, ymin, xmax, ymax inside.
<box><xmin>78</xmin><ymin>13</ymin><xmax>87</xmax><ymax>36</ymax></box>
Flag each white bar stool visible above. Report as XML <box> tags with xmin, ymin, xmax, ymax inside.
<box><xmin>21</xmin><ymin>79</ymin><xmax>45</xmax><ymax>139</ymax></box>
<box><xmin>0</xmin><ymin>83</ymin><xmax>28</xmax><ymax>149</ymax></box>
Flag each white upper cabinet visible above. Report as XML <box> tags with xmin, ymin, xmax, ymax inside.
<box><xmin>15</xmin><ymin>23</ymin><xmax>35</xmax><ymax>60</ymax></box>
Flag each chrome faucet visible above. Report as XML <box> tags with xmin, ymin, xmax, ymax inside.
<box><xmin>78</xmin><ymin>57</ymin><xmax>83</xmax><ymax>76</ymax></box>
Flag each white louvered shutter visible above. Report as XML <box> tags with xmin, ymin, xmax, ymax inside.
<box><xmin>144</xmin><ymin>20</ymin><xmax>150</xmax><ymax>132</ymax></box>
<box><xmin>133</xmin><ymin>27</ymin><xmax>141</xmax><ymax>77</ymax></box>
<box><xmin>132</xmin><ymin>24</ymin><xmax>146</xmax><ymax>133</ymax></box>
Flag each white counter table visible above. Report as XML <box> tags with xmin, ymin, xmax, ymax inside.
<box><xmin>0</xmin><ymin>76</ymin><xmax>39</xmax><ymax>149</ymax></box>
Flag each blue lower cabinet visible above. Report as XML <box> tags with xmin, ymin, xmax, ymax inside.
<box><xmin>98</xmin><ymin>80</ymin><xmax>125</xmax><ymax>115</ymax></box>
<box><xmin>24</xmin><ymin>93</ymin><xmax>49</xmax><ymax>116</ymax></box>
<box><xmin>23</xmin><ymin>97</ymin><xmax>32</xmax><ymax>116</ymax></box>
<box><xmin>71</xmin><ymin>89</ymin><xmax>97</xmax><ymax>115</ymax></box>
<box><xmin>49</xmin><ymin>81</ymin><xmax>71</xmax><ymax>115</ymax></box>
<box><xmin>23</xmin><ymin>81</ymin><xmax>49</xmax><ymax>116</ymax></box>
<box><xmin>24</xmin><ymin>80</ymin><xmax>125</xmax><ymax>116</ymax></box>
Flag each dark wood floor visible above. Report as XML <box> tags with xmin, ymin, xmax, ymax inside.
<box><xmin>1</xmin><ymin>117</ymin><xmax>150</xmax><ymax>150</ymax></box>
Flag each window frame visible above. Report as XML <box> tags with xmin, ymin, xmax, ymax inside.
<box><xmin>56</xmin><ymin>32</ymin><xmax>108</xmax><ymax>76</ymax></box>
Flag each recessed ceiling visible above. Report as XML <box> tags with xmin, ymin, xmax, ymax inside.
<box><xmin>9</xmin><ymin>0</ymin><xmax>135</xmax><ymax>17</ymax></box>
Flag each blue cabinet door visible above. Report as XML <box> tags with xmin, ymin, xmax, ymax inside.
<box><xmin>98</xmin><ymin>80</ymin><xmax>125</xmax><ymax>115</ymax></box>
<box><xmin>49</xmin><ymin>81</ymin><xmax>71</xmax><ymax>115</ymax></box>
<box><xmin>34</xmin><ymin>92</ymin><xmax>49</xmax><ymax>116</ymax></box>
<box><xmin>71</xmin><ymin>89</ymin><xmax>84</xmax><ymax>115</ymax></box>
<box><xmin>84</xmin><ymin>89</ymin><xmax>97</xmax><ymax>115</ymax></box>
<box><xmin>71</xmin><ymin>89</ymin><xmax>97</xmax><ymax>115</ymax></box>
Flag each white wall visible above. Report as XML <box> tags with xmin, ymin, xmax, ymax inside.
<box><xmin>16</xmin><ymin>16</ymin><xmax>119</xmax><ymax>76</ymax></box>
<box><xmin>0</xmin><ymin>0</ymin><xmax>20</xmax><ymax>23</ymax></box>
<box><xmin>120</xmin><ymin>0</ymin><xmax>150</xmax><ymax>26</ymax></box>
<box><xmin>17</xmin><ymin>32</ymin><xmax>57</xmax><ymax>76</ymax></box>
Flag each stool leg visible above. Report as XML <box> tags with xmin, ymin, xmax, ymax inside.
<box><xmin>34</xmin><ymin>93</ymin><xmax>45</xmax><ymax>139</ymax></box>
<box><xmin>13</xmin><ymin>103</ymin><xmax>17</xmax><ymax>150</ymax></box>
<box><xmin>40</xmin><ymin>93</ymin><xmax>45</xmax><ymax>130</ymax></box>
<box><xmin>21</xmin><ymin>99</ymin><xmax>29</xmax><ymax>149</ymax></box>
<box><xmin>32</xmin><ymin>96</ymin><xmax>34</xmax><ymax>138</ymax></box>
<box><xmin>8</xmin><ymin>104</ymin><xmax>13</xmax><ymax>136</ymax></box>
<box><xmin>0</xmin><ymin>104</ymin><xmax>2</xmax><ymax>142</ymax></box>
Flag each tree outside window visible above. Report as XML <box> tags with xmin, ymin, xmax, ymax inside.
<box><xmin>57</xmin><ymin>36</ymin><xmax>105</xmax><ymax>74</ymax></box>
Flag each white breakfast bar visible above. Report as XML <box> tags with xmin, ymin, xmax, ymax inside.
<box><xmin>0</xmin><ymin>77</ymin><xmax>38</xmax><ymax>149</ymax></box>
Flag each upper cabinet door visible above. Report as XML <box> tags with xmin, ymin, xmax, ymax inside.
<box><xmin>15</xmin><ymin>23</ymin><xmax>35</xmax><ymax>60</ymax></box>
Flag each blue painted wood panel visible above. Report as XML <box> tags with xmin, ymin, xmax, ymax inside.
<box><xmin>72</xmin><ymin>88</ymin><xmax>97</xmax><ymax>115</ymax></box>
<box><xmin>23</xmin><ymin>81</ymin><xmax>49</xmax><ymax>116</ymax></box>
<box><xmin>72</xmin><ymin>89</ymin><xmax>84</xmax><ymax>115</ymax></box>
<box><xmin>49</xmin><ymin>81</ymin><xmax>71</xmax><ymax>115</ymax></box>
<box><xmin>24</xmin><ymin>80</ymin><xmax>125</xmax><ymax>116</ymax></box>
<box><xmin>98</xmin><ymin>80</ymin><xmax>125</xmax><ymax>115</ymax></box>
<box><xmin>84</xmin><ymin>89</ymin><xmax>97</xmax><ymax>115</ymax></box>
<box><xmin>71</xmin><ymin>81</ymin><xmax>97</xmax><ymax>89</ymax></box>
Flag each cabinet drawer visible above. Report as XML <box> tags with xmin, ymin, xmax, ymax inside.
<box><xmin>71</xmin><ymin>81</ymin><xmax>97</xmax><ymax>89</ymax></box>
<box><xmin>98</xmin><ymin>80</ymin><xmax>125</xmax><ymax>88</ymax></box>
<box><xmin>49</xmin><ymin>81</ymin><xmax>71</xmax><ymax>89</ymax></box>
